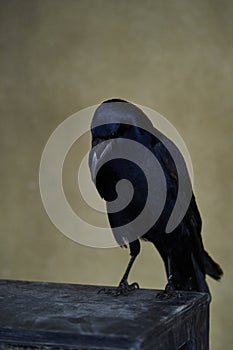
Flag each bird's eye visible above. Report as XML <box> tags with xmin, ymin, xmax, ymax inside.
<box><xmin>111</xmin><ymin>132</ymin><xmax>116</xmax><ymax>137</ymax></box>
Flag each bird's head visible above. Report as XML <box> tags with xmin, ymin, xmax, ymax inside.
<box><xmin>89</xmin><ymin>99</ymin><xmax>155</xmax><ymax>183</ymax></box>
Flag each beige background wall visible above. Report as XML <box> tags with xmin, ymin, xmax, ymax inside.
<box><xmin>0</xmin><ymin>0</ymin><xmax>232</xmax><ymax>349</ymax></box>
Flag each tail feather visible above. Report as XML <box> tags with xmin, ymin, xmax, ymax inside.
<box><xmin>204</xmin><ymin>251</ymin><xmax>223</xmax><ymax>281</ymax></box>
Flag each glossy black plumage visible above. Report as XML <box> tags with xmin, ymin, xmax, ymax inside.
<box><xmin>89</xmin><ymin>99</ymin><xmax>223</xmax><ymax>294</ymax></box>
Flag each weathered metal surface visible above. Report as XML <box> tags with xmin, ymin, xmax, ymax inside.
<box><xmin>0</xmin><ymin>280</ymin><xmax>210</xmax><ymax>349</ymax></box>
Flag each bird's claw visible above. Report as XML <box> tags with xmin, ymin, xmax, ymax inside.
<box><xmin>156</xmin><ymin>280</ymin><xmax>182</xmax><ymax>299</ymax></box>
<box><xmin>156</xmin><ymin>288</ymin><xmax>182</xmax><ymax>300</ymax></box>
<box><xmin>98</xmin><ymin>281</ymin><xmax>139</xmax><ymax>296</ymax></box>
<box><xmin>156</xmin><ymin>291</ymin><xmax>179</xmax><ymax>300</ymax></box>
<box><xmin>165</xmin><ymin>280</ymin><xmax>175</xmax><ymax>293</ymax></box>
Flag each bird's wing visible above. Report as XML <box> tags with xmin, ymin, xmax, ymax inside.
<box><xmin>152</xmin><ymin>136</ymin><xmax>208</xmax><ymax>286</ymax></box>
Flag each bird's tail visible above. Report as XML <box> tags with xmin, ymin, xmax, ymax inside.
<box><xmin>204</xmin><ymin>250</ymin><xmax>223</xmax><ymax>281</ymax></box>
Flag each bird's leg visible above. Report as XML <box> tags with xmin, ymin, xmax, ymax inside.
<box><xmin>165</xmin><ymin>256</ymin><xmax>175</xmax><ymax>292</ymax></box>
<box><xmin>157</xmin><ymin>256</ymin><xmax>180</xmax><ymax>299</ymax></box>
<box><xmin>117</xmin><ymin>255</ymin><xmax>140</xmax><ymax>294</ymax></box>
<box><xmin>98</xmin><ymin>240</ymin><xmax>140</xmax><ymax>296</ymax></box>
<box><xmin>98</xmin><ymin>255</ymin><xmax>139</xmax><ymax>296</ymax></box>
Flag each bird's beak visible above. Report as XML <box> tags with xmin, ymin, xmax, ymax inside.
<box><xmin>89</xmin><ymin>140</ymin><xmax>114</xmax><ymax>183</ymax></box>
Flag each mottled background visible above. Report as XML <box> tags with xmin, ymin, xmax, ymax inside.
<box><xmin>0</xmin><ymin>0</ymin><xmax>232</xmax><ymax>349</ymax></box>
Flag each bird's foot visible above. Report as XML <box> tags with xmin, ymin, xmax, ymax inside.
<box><xmin>165</xmin><ymin>279</ymin><xmax>175</xmax><ymax>293</ymax></box>
<box><xmin>156</xmin><ymin>279</ymin><xmax>182</xmax><ymax>299</ymax></box>
<box><xmin>98</xmin><ymin>280</ymin><xmax>139</xmax><ymax>296</ymax></box>
<box><xmin>156</xmin><ymin>290</ymin><xmax>180</xmax><ymax>300</ymax></box>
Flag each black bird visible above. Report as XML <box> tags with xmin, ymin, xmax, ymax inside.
<box><xmin>89</xmin><ymin>99</ymin><xmax>223</xmax><ymax>296</ymax></box>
